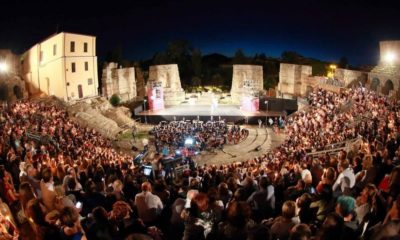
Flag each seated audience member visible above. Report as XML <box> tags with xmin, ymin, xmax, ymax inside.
<box><xmin>333</xmin><ymin>159</ymin><xmax>355</xmax><ymax>197</ymax></box>
<box><xmin>355</xmin><ymin>184</ymin><xmax>377</xmax><ymax>224</ymax></box>
<box><xmin>59</xmin><ymin>206</ymin><xmax>86</xmax><ymax>240</ymax></box>
<box><xmin>289</xmin><ymin>223</ymin><xmax>312</xmax><ymax>240</ymax></box>
<box><xmin>85</xmin><ymin>207</ymin><xmax>114</xmax><ymax>240</ymax></box>
<box><xmin>315</xmin><ymin>212</ymin><xmax>344</xmax><ymax>240</ymax></box>
<box><xmin>217</xmin><ymin>201</ymin><xmax>256</xmax><ymax>240</ymax></box>
<box><xmin>268</xmin><ymin>200</ymin><xmax>297</xmax><ymax>240</ymax></box>
<box><xmin>25</xmin><ymin>199</ymin><xmax>60</xmax><ymax>240</ymax></box>
<box><xmin>110</xmin><ymin>201</ymin><xmax>147</xmax><ymax>239</ymax></box>
<box><xmin>335</xmin><ymin>195</ymin><xmax>359</xmax><ymax>240</ymax></box>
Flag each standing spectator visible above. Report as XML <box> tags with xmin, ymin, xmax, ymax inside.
<box><xmin>247</xmin><ymin>176</ymin><xmax>275</xmax><ymax>222</ymax></box>
<box><xmin>182</xmin><ymin>193</ymin><xmax>215</xmax><ymax>240</ymax></box>
<box><xmin>134</xmin><ymin>182</ymin><xmax>163</xmax><ymax>225</ymax></box>
<box><xmin>40</xmin><ymin>168</ymin><xmax>56</xmax><ymax>211</ymax></box>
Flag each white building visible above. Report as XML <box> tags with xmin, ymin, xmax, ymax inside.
<box><xmin>22</xmin><ymin>32</ymin><xmax>99</xmax><ymax>101</ymax></box>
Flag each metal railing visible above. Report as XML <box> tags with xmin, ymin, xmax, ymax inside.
<box><xmin>306</xmin><ymin>136</ymin><xmax>362</xmax><ymax>158</ymax></box>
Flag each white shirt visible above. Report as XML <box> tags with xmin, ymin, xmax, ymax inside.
<box><xmin>135</xmin><ymin>191</ymin><xmax>163</xmax><ymax>223</ymax></box>
<box><xmin>333</xmin><ymin>168</ymin><xmax>355</xmax><ymax>193</ymax></box>
<box><xmin>44</xmin><ymin>181</ymin><xmax>54</xmax><ymax>191</ymax></box>
<box><xmin>301</xmin><ymin>169</ymin><xmax>312</xmax><ymax>181</ymax></box>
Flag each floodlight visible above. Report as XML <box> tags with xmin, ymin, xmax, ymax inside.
<box><xmin>384</xmin><ymin>52</ymin><xmax>396</xmax><ymax>63</ymax></box>
<box><xmin>185</xmin><ymin>138</ymin><xmax>194</xmax><ymax>145</ymax></box>
<box><xmin>0</xmin><ymin>62</ymin><xmax>8</xmax><ymax>73</ymax></box>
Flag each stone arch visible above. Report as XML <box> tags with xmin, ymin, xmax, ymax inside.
<box><xmin>371</xmin><ymin>78</ymin><xmax>380</xmax><ymax>91</ymax></box>
<box><xmin>13</xmin><ymin>85</ymin><xmax>23</xmax><ymax>99</ymax></box>
<box><xmin>382</xmin><ymin>79</ymin><xmax>394</xmax><ymax>95</ymax></box>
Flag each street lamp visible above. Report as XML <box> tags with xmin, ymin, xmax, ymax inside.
<box><xmin>0</xmin><ymin>62</ymin><xmax>8</xmax><ymax>74</ymax></box>
<box><xmin>384</xmin><ymin>52</ymin><xmax>396</xmax><ymax>64</ymax></box>
<box><xmin>143</xmin><ymin>99</ymin><xmax>147</xmax><ymax>124</ymax></box>
<box><xmin>264</xmin><ymin>100</ymin><xmax>268</xmax><ymax>126</ymax></box>
<box><xmin>327</xmin><ymin>64</ymin><xmax>336</xmax><ymax>79</ymax></box>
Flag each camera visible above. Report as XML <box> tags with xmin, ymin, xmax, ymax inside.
<box><xmin>143</xmin><ymin>165</ymin><xmax>152</xmax><ymax>177</ymax></box>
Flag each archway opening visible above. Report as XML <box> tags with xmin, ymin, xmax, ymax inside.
<box><xmin>371</xmin><ymin>78</ymin><xmax>380</xmax><ymax>91</ymax></box>
<box><xmin>13</xmin><ymin>85</ymin><xmax>23</xmax><ymax>99</ymax></box>
<box><xmin>382</xmin><ymin>79</ymin><xmax>394</xmax><ymax>95</ymax></box>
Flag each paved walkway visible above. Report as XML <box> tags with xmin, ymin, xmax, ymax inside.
<box><xmin>195</xmin><ymin>126</ymin><xmax>286</xmax><ymax>166</ymax></box>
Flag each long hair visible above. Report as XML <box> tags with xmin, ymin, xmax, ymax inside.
<box><xmin>189</xmin><ymin>193</ymin><xmax>209</xmax><ymax>217</ymax></box>
<box><xmin>19</xmin><ymin>182</ymin><xmax>36</xmax><ymax>210</ymax></box>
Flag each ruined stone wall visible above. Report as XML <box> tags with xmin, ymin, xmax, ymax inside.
<box><xmin>0</xmin><ymin>49</ymin><xmax>20</xmax><ymax>74</ymax></box>
<box><xmin>230</xmin><ymin>65</ymin><xmax>263</xmax><ymax>104</ymax></box>
<box><xmin>0</xmin><ymin>49</ymin><xmax>28</xmax><ymax>101</ymax></box>
<box><xmin>277</xmin><ymin>63</ymin><xmax>312</xmax><ymax>97</ymax></box>
<box><xmin>334</xmin><ymin>68</ymin><xmax>368</xmax><ymax>87</ymax></box>
<box><xmin>148</xmin><ymin>64</ymin><xmax>185</xmax><ymax>105</ymax></box>
<box><xmin>101</xmin><ymin>62</ymin><xmax>136</xmax><ymax>102</ymax></box>
<box><xmin>135</xmin><ymin>67</ymin><xmax>146</xmax><ymax>98</ymax></box>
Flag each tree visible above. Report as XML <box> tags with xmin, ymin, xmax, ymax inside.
<box><xmin>233</xmin><ymin>49</ymin><xmax>247</xmax><ymax>64</ymax></box>
<box><xmin>109</xmin><ymin>94</ymin><xmax>121</xmax><ymax>106</ymax></box>
<box><xmin>191</xmin><ymin>76</ymin><xmax>202</xmax><ymax>87</ymax></box>
<box><xmin>167</xmin><ymin>40</ymin><xmax>191</xmax><ymax>63</ymax></box>
<box><xmin>166</xmin><ymin>40</ymin><xmax>192</xmax><ymax>86</ymax></box>
<box><xmin>191</xmin><ymin>48</ymin><xmax>202</xmax><ymax>77</ymax></box>
<box><xmin>338</xmin><ymin>56</ymin><xmax>349</xmax><ymax>69</ymax></box>
<box><xmin>210</xmin><ymin>73</ymin><xmax>224</xmax><ymax>86</ymax></box>
<box><xmin>281</xmin><ymin>51</ymin><xmax>303</xmax><ymax>63</ymax></box>
<box><xmin>154</xmin><ymin>52</ymin><xmax>169</xmax><ymax>65</ymax></box>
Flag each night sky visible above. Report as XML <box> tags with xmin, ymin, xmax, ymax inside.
<box><xmin>1</xmin><ymin>0</ymin><xmax>400</xmax><ymax>66</ymax></box>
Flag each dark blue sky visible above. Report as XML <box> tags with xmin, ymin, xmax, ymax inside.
<box><xmin>1</xmin><ymin>0</ymin><xmax>399</xmax><ymax>66</ymax></box>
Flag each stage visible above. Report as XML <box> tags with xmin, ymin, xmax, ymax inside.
<box><xmin>137</xmin><ymin>105</ymin><xmax>286</xmax><ymax>124</ymax></box>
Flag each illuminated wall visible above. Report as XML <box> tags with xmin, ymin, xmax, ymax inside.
<box><xmin>380</xmin><ymin>41</ymin><xmax>400</xmax><ymax>65</ymax></box>
<box><xmin>22</xmin><ymin>32</ymin><xmax>98</xmax><ymax>101</ymax></box>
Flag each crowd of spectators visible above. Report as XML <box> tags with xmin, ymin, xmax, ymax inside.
<box><xmin>0</xmin><ymin>85</ymin><xmax>400</xmax><ymax>240</ymax></box>
<box><xmin>151</xmin><ymin>120</ymin><xmax>249</xmax><ymax>154</ymax></box>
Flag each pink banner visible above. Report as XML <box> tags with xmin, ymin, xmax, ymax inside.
<box><xmin>241</xmin><ymin>96</ymin><xmax>259</xmax><ymax>112</ymax></box>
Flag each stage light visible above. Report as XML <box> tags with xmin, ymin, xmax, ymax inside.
<box><xmin>0</xmin><ymin>62</ymin><xmax>8</xmax><ymax>73</ymax></box>
<box><xmin>384</xmin><ymin>52</ymin><xmax>396</xmax><ymax>64</ymax></box>
<box><xmin>185</xmin><ymin>138</ymin><xmax>194</xmax><ymax>145</ymax></box>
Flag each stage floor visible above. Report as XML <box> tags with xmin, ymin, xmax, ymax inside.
<box><xmin>136</xmin><ymin>105</ymin><xmax>285</xmax><ymax>124</ymax></box>
<box><xmin>139</xmin><ymin>105</ymin><xmax>283</xmax><ymax>117</ymax></box>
